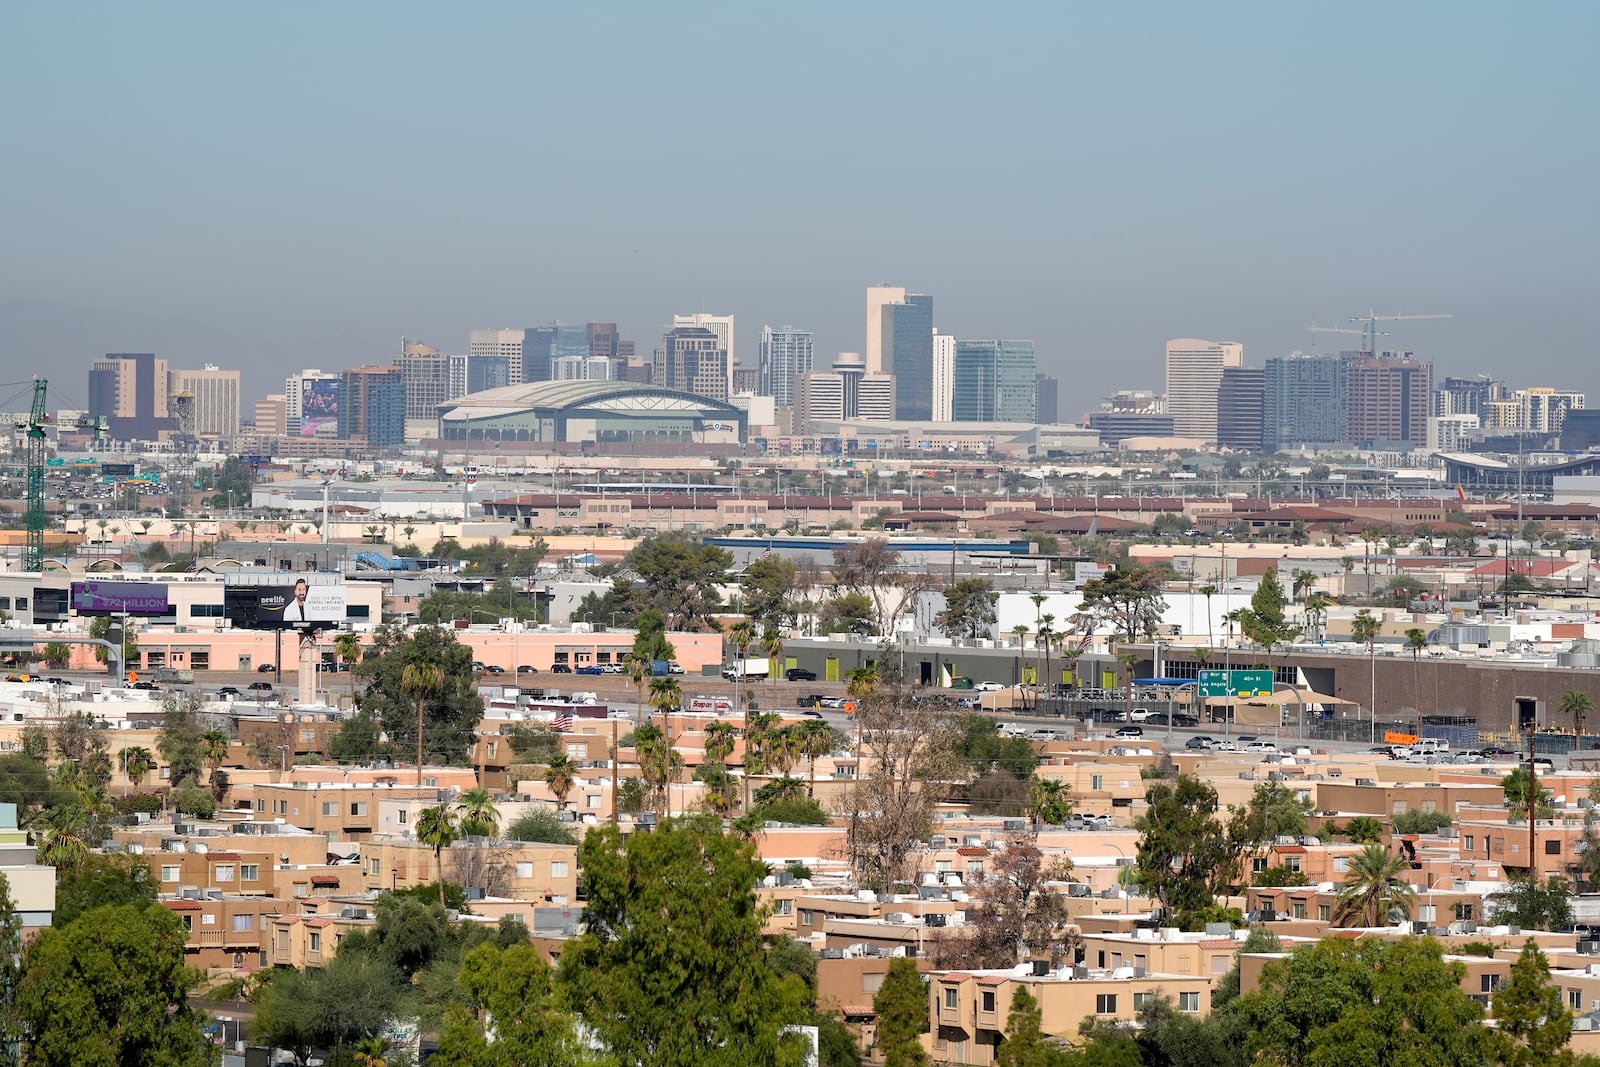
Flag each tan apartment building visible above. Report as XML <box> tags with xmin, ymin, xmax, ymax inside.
<box><xmin>358</xmin><ymin>837</ymin><xmax>578</xmax><ymax>903</ymax></box>
<box><xmin>160</xmin><ymin>893</ymin><xmax>284</xmax><ymax>971</ymax></box>
<box><xmin>252</xmin><ymin>782</ymin><xmax>443</xmax><ymax>840</ymax></box>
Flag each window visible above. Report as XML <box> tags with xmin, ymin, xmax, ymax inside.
<box><xmin>1319</xmin><ymin>905</ymin><xmax>1331</xmax><ymax>921</ymax></box>
<box><xmin>1095</xmin><ymin>994</ymin><xmax>1117</xmax><ymax>1014</ymax></box>
<box><xmin>944</xmin><ymin>988</ymin><xmax>959</xmax><ymax>1010</ymax></box>
<box><xmin>322</xmin><ymin>802</ymin><xmax>338</xmax><ymax>816</ymax></box>
<box><xmin>232</xmin><ymin>914</ymin><xmax>254</xmax><ymax>932</ymax></box>
<box><xmin>776</xmin><ymin>899</ymin><xmax>793</xmax><ymax>916</ymax></box>
<box><xmin>398</xmin><ymin>810</ymin><xmax>407</xmax><ymax>824</ymax></box>
<box><xmin>936</xmin><ymin>860</ymin><xmax>952</xmax><ymax>874</ymax></box>
<box><xmin>162</xmin><ymin>866</ymin><xmax>180</xmax><ymax>882</ymax></box>
<box><xmin>1133</xmin><ymin>992</ymin><xmax>1156</xmax><ymax>1010</ymax></box>
<box><xmin>516</xmin><ymin>862</ymin><xmax>534</xmax><ymax>879</ymax></box>
<box><xmin>981</xmin><ymin>991</ymin><xmax>996</xmax><ymax>1012</ymax></box>
<box><xmin>1333</xmin><ymin>857</ymin><xmax>1349</xmax><ymax>873</ymax></box>
<box><xmin>1291</xmin><ymin>902</ymin><xmax>1306</xmax><ymax>919</ymax></box>
<box><xmin>1455</xmin><ymin>902</ymin><xmax>1475</xmax><ymax>921</ymax></box>
<box><xmin>309</xmin><ymin>932</ymin><xmax>321</xmax><ymax>952</ymax></box>
<box><xmin>487</xmin><ymin>742</ymin><xmax>497</xmax><ymax>759</ymax></box>
<box><xmin>967</xmin><ymin>861</ymin><xmax>984</xmax><ymax>877</ymax></box>
<box><xmin>1464</xmin><ymin>835</ymin><xmax>1475</xmax><ymax>852</ymax></box>
<box><xmin>1179</xmin><ymin>992</ymin><xmax>1201</xmax><ymax>1012</ymax></box>
<box><xmin>1285</xmin><ymin>856</ymin><xmax>1302</xmax><ymax>872</ymax></box>
<box><xmin>800</xmin><ymin>910</ymin><xmax>816</xmax><ymax>927</ymax></box>
<box><xmin>190</xmin><ymin>603</ymin><xmax>224</xmax><ymax>617</ymax></box>
<box><xmin>242</xmin><ymin>865</ymin><xmax>259</xmax><ymax>881</ymax></box>
<box><xmin>256</xmin><ymin>798</ymin><xmax>266</xmax><ymax>812</ymax></box>
<box><xmin>214</xmin><ymin>864</ymin><xmax>234</xmax><ymax>882</ymax></box>
<box><xmin>1392</xmin><ymin>801</ymin><xmax>1409</xmax><ymax>816</ymax></box>
<box><xmin>1211</xmin><ymin>955</ymin><xmax>1231</xmax><ymax>974</ymax></box>
<box><xmin>862</xmin><ymin>972</ymin><xmax>885</xmax><ymax>994</ymax></box>
<box><xmin>587</xmin><ymin>794</ymin><xmax>602</xmax><ymax>809</ymax></box>
<box><xmin>370</xmin><ymin>859</ymin><xmax>381</xmax><ymax>876</ymax></box>
<box><xmin>1572</xmin><ymin>989</ymin><xmax>1583</xmax><ymax>1010</ymax></box>
<box><xmin>1546</xmin><ymin>839</ymin><xmax>1561</xmax><ymax>855</ymax></box>
<box><xmin>1092</xmin><ymin>775</ymin><xmax>1104</xmax><ymax>791</ymax></box>
<box><xmin>299</xmin><ymin>728</ymin><xmax>316</xmax><ymax>743</ymax></box>
<box><xmin>277</xmin><ymin>930</ymin><xmax>290</xmax><ymax>952</ymax></box>
<box><xmin>1252</xmin><ymin>856</ymin><xmax>1268</xmax><ymax>873</ymax></box>
<box><xmin>1481</xmin><ymin>974</ymin><xmax>1501</xmax><ymax>993</ymax></box>
<box><xmin>551</xmin><ymin>861</ymin><xmax>569</xmax><ymax>879</ymax></box>
<box><xmin>350</xmin><ymin>802</ymin><xmax>368</xmax><ymax>817</ymax></box>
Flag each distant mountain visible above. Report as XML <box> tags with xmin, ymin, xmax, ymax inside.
<box><xmin>0</xmin><ymin>297</ymin><xmax>374</xmax><ymax>403</ymax></box>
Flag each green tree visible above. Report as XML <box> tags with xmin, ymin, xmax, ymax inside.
<box><xmin>253</xmin><ymin>950</ymin><xmax>403</xmax><ymax>1066</ymax></box>
<box><xmin>818</xmin><ymin>591</ymin><xmax>876</xmax><ymax>634</ymax></box>
<box><xmin>1235</xmin><ymin>935</ymin><xmax>1490</xmax><ymax>1067</ymax></box>
<box><xmin>1491</xmin><ymin>874</ymin><xmax>1573</xmax><ymax>931</ymax></box>
<box><xmin>330</xmin><ymin>710</ymin><xmax>390</xmax><ymax>764</ymax></box>
<box><xmin>355</xmin><ymin>626</ymin><xmax>484</xmax><ymax>772</ymax></box>
<box><xmin>621</xmin><ymin>532</ymin><xmax>734</xmax><ymax>631</ymax></box>
<box><xmin>740</xmin><ymin>555</ymin><xmax>798</xmax><ymax>631</ymax></box>
<box><xmin>938</xmin><ymin>577</ymin><xmax>999</xmax><ymax>641</ymax></box>
<box><xmin>543</xmin><ymin>753</ymin><xmax>577</xmax><ymax>811</ymax></box>
<box><xmin>1077</xmin><ymin>566</ymin><xmax>1169</xmax><ymax>644</ymax></box>
<box><xmin>1502</xmin><ymin>766</ymin><xmax>1556</xmax><ymax>820</ymax></box>
<box><xmin>17</xmin><ymin>903</ymin><xmax>214</xmax><ymax>1067</ymax></box>
<box><xmin>1237</xmin><ymin>567</ymin><xmax>1301</xmax><ymax>656</ymax></box>
<box><xmin>1134</xmin><ymin>774</ymin><xmax>1240</xmax><ymax>929</ymax></box>
<box><xmin>873</xmin><ymin>956</ymin><xmax>929</xmax><ymax>1067</ymax></box>
<box><xmin>121</xmin><ymin>745</ymin><xmax>154</xmax><ymax>792</ymax></box>
<box><xmin>1494</xmin><ymin>938</ymin><xmax>1576</xmax><ymax>1066</ymax></box>
<box><xmin>433</xmin><ymin>941</ymin><xmax>583</xmax><ymax>1067</ymax></box>
<box><xmin>1341</xmin><ymin>815</ymin><xmax>1384</xmax><ymax>843</ymax></box>
<box><xmin>40</xmin><ymin>642</ymin><xmax>70</xmax><ymax>668</ymax></box>
<box><xmin>561</xmin><ymin>818</ymin><xmax>808</xmax><ymax>1066</ymax></box>
<box><xmin>1029</xmin><ymin>778</ymin><xmax>1074</xmax><ymax>826</ymax></box>
<box><xmin>1392</xmin><ymin>809</ymin><xmax>1453</xmax><ymax>835</ymax></box>
<box><xmin>416</xmin><ymin>803</ymin><xmax>461</xmax><ymax>907</ymax></box>
<box><xmin>995</xmin><ymin>986</ymin><xmax>1060</xmax><ymax>1067</ymax></box>
<box><xmin>505</xmin><ymin>808</ymin><xmax>577</xmax><ymax>845</ymax></box>
<box><xmin>1333</xmin><ymin>842</ymin><xmax>1415</xmax><ymax>927</ymax></box>
<box><xmin>0</xmin><ymin>874</ymin><xmax>21</xmax><ymax>1065</ymax></box>
<box><xmin>53</xmin><ymin>853</ymin><xmax>156</xmax><ymax>926</ymax></box>
<box><xmin>1560</xmin><ymin>689</ymin><xmax>1597</xmax><ymax>741</ymax></box>
<box><xmin>629</xmin><ymin>608</ymin><xmax>678</xmax><ymax>665</ymax></box>
<box><xmin>156</xmin><ymin>694</ymin><xmax>205</xmax><ymax>788</ymax></box>
<box><xmin>1227</xmin><ymin>780</ymin><xmax>1311</xmax><ymax>852</ymax></box>
<box><xmin>1351</xmin><ymin>608</ymin><xmax>1381</xmax><ymax>651</ymax></box>
<box><xmin>632</xmin><ymin>724</ymin><xmax>684</xmax><ymax>817</ymax></box>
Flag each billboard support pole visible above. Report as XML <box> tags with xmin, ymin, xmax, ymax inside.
<box><xmin>275</xmin><ymin>630</ymin><xmax>283</xmax><ymax>686</ymax></box>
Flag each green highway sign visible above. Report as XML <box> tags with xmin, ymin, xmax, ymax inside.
<box><xmin>1197</xmin><ymin>668</ymin><xmax>1275</xmax><ymax>699</ymax></box>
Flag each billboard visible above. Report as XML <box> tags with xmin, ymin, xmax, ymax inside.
<box><xmin>300</xmin><ymin>378</ymin><xmax>341</xmax><ymax>437</ymax></box>
<box><xmin>100</xmin><ymin>463</ymin><xmax>135</xmax><ymax>477</ymax></box>
<box><xmin>225</xmin><ymin>577</ymin><xmax>346</xmax><ymax>630</ymax></box>
<box><xmin>71</xmin><ymin>581</ymin><xmax>170</xmax><ymax>616</ymax></box>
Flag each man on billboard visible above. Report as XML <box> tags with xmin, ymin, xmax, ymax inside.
<box><xmin>254</xmin><ymin>579</ymin><xmax>344</xmax><ymax>628</ymax></box>
<box><xmin>283</xmin><ymin>579</ymin><xmax>311</xmax><ymax>623</ymax></box>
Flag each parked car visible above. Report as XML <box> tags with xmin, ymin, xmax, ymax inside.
<box><xmin>217</xmin><ymin>686</ymin><xmax>241</xmax><ymax>698</ymax></box>
<box><xmin>785</xmin><ymin>667</ymin><xmax>818</xmax><ymax>682</ymax></box>
<box><xmin>819</xmin><ymin>696</ymin><xmax>847</xmax><ymax>709</ymax></box>
<box><xmin>1128</xmin><ymin>707</ymin><xmax>1152</xmax><ymax>722</ymax></box>
<box><xmin>575</xmin><ymin>665</ymin><xmax>606</xmax><ymax>676</ymax></box>
<box><xmin>1244</xmin><ymin>740</ymin><xmax>1278</xmax><ymax>753</ymax></box>
<box><xmin>472</xmin><ymin>661</ymin><xmax>488</xmax><ymax>672</ymax></box>
<box><xmin>247</xmin><ymin>681</ymin><xmax>273</xmax><ymax>692</ymax></box>
<box><xmin>1211</xmin><ymin>739</ymin><xmax>1237</xmax><ymax>751</ymax></box>
<box><xmin>1479</xmin><ymin>746</ymin><xmax>1517</xmax><ymax>759</ymax></box>
<box><xmin>256</xmin><ymin>663</ymin><xmax>276</xmax><ymax>673</ymax></box>
<box><xmin>973</xmin><ymin>681</ymin><xmax>1006</xmax><ymax>693</ymax></box>
<box><xmin>550</xmin><ymin>664</ymin><xmax>572</xmax><ymax>674</ymax></box>
<box><xmin>130</xmin><ymin>680</ymin><xmax>159</xmax><ymax>691</ymax></box>
<box><xmin>1113</xmin><ymin>725</ymin><xmax>1144</xmax><ymax>739</ymax></box>
<box><xmin>601</xmin><ymin>663</ymin><xmax>625</xmax><ymax>673</ymax></box>
<box><xmin>517</xmin><ymin>665</ymin><xmax>539</xmax><ymax>674</ymax></box>
<box><xmin>1186</xmin><ymin>735</ymin><xmax>1215</xmax><ymax>750</ymax></box>
<box><xmin>667</xmin><ymin>662</ymin><xmax>686</xmax><ymax>675</ymax></box>
<box><xmin>801</xmin><ymin>709</ymin><xmax>825</xmax><ymax>719</ymax></box>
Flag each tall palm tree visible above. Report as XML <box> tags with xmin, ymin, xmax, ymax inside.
<box><xmin>543</xmin><ymin>753</ymin><xmax>577</xmax><ymax>811</ymax></box>
<box><xmin>1405</xmin><ymin>627</ymin><xmax>1429</xmax><ymax>713</ymax></box>
<box><xmin>703</xmin><ymin>720</ymin><xmax>738</xmax><ymax>767</ymax></box>
<box><xmin>401</xmin><ymin>661</ymin><xmax>447</xmax><ymax>786</ymax></box>
<box><xmin>647</xmin><ymin>675</ymin><xmax>681</xmax><ymax>718</ymax></box>
<box><xmin>1028</xmin><ymin>778</ymin><xmax>1073</xmax><ymax>826</ymax></box>
<box><xmin>1292</xmin><ymin>569</ymin><xmax>1319</xmax><ymax>605</ymax></box>
<box><xmin>1198</xmin><ymin>584</ymin><xmax>1218</xmax><ymax>650</ymax></box>
<box><xmin>633</xmin><ymin>724</ymin><xmax>683</xmax><ymax>818</ymax></box>
<box><xmin>121</xmin><ymin>746</ymin><xmax>153</xmax><ymax>793</ymax></box>
<box><xmin>742</xmin><ymin>711</ymin><xmax>781</xmax><ymax>813</ymax></box>
<box><xmin>1117</xmin><ymin>651</ymin><xmax>1139</xmax><ymax>721</ymax></box>
<box><xmin>761</xmin><ymin>628</ymin><xmax>785</xmax><ymax>696</ymax></box>
<box><xmin>456</xmin><ymin>786</ymin><xmax>499</xmax><ymax>837</ymax></box>
<box><xmin>1334</xmin><ymin>843</ymin><xmax>1415</xmax><ymax>927</ymax></box>
<box><xmin>629</xmin><ymin>653</ymin><xmax>650</xmax><ymax>724</ymax></box>
<box><xmin>767</xmin><ymin>724</ymin><xmax>802</xmax><ymax>776</ymax></box>
<box><xmin>334</xmin><ymin>631</ymin><xmax>362</xmax><ymax>701</ymax></box>
<box><xmin>201</xmin><ymin>729</ymin><xmax>229</xmax><ymax>772</ymax></box>
<box><xmin>1560</xmin><ymin>690</ymin><xmax>1598</xmax><ymax>745</ymax></box>
<box><xmin>33</xmin><ymin>803</ymin><xmax>92</xmax><ymax>871</ymax></box>
<box><xmin>414</xmin><ymin>803</ymin><xmax>459</xmax><ymax>906</ymax></box>
<box><xmin>795</xmin><ymin>719</ymin><xmax>842</xmax><ymax>798</ymax></box>
<box><xmin>728</xmin><ymin>620</ymin><xmax>754</xmax><ymax>711</ymax></box>
<box><xmin>352</xmin><ymin>1035</ymin><xmax>389</xmax><ymax>1067</ymax></box>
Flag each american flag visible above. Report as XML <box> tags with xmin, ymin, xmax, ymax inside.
<box><xmin>551</xmin><ymin>714</ymin><xmax>574</xmax><ymax>732</ymax></box>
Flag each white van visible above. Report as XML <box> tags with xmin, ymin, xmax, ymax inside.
<box><xmin>1414</xmin><ymin>738</ymin><xmax>1450</xmax><ymax>752</ymax></box>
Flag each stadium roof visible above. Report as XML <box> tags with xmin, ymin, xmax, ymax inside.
<box><xmin>440</xmin><ymin>379</ymin><xmax>743</xmax><ymax>419</ymax></box>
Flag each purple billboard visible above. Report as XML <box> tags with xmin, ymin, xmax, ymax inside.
<box><xmin>71</xmin><ymin>581</ymin><xmax>170</xmax><ymax>616</ymax></box>
<box><xmin>300</xmin><ymin>378</ymin><xmax>341</xmax><ymax>437</ymax></box>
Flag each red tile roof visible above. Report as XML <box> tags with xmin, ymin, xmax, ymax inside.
<box><xmin>956</xmin><ymin>847</ymin><xmax>990</xmax><ymax>857</ymax></box>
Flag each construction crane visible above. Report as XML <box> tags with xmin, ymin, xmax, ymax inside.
<box><xmin>1347</xmin><ymin>310</ymin><xmax>1452</xmax><ymax>356</ymax></box>
<box><xmin>19</xmin><ymin>380</ymin><xmax>50</xmax><ymax>573</ymax></box>
<box><xmin>1306</xmin><ymin>319</ymin><xmax>1386</xmax><ymax>351</ymax></box>
<box><xmin>169</xmin><ymin>390</ymin><xmax>197</xmax><ymax>499</ymax></box>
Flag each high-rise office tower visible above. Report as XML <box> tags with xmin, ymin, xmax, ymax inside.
<box><xmin>864</xmin><ymin>285</ymin><xmax>906</xmax><ymax>375</ymax></box>
<box><xmin>399</xmin><ymin>341</ymin><xmax>450</xmax><ymax>419</ymax></box>
<box><xmin>1164</xmin><ymin>339</ymin><xmax>1244</xmax><ymax>442</ymax></box>
<box><xmin>253</xmin><ymin>394</ymin><xmax>286</xmax><ymax>437</ymax></box>
<box><xmin>587</xmin><ymin>322</ymin><xmax>619</xmax><ymax>360</ymax></box>
<box><xmin>88</xmin><ymin>353</ymin><xmax>171</xmax><ymax>440</ymax></box>
<box><xmin>759</xmin><ymin>326</ymin><xmax>814</xmax><ymax>405</ymax></box>
<box><xmin>882</xmin><ymin>294</ymin><xmax>934</xmax><ymax>420</ymax></box>
<box><xmin>952</xmin><ymin>340</ymin><xmax>1037</xmax><ymax>423</ymax></box>
<box><xmin>655</xmin><ymin>326</ymin><xmax>729</xmax><ymax>401</ymax></box>
<box><xmin>796</xmin><ymin>353</ymin><xmax>893</xmax><ymax>429</ymax></box>
<box><xmin>1036</xmin><ymin>374</ymin><xmax>1059</xmax><ymax>425</ymax></box>
<box><xmin>1264</xmin><ymin>353</ymin><xmax>1349</xmax><ymax>451</ymax></box>
<box><xmin>287</xmin><ymin>370</ymin><xmax>342</xmax><ymax>438</ymax></box>
<box><xmin>551</xmin><ymin>355</ymin><xmax>615</xmax><ymax>381</ymax></box>
<box><xmin>672</xmin><ymin>313</ymin><xmax>735</xmax><ymax>393</ymax></box>
<box><xmin>168</xmin><ymin>364</ymin><xmax>240</xmax><ymax>438</ymax></box>
<box><xmin>931</xmin><ymin>331</ymin><xmax>956</xmax><ymax>422</ymax></box>
<box><xmin>1216</xmin><ymin>366</ymin><xmax>1266</xmax><ymax>451</ymax></box>
<box><xmin>1346</xmin><ymin>352</ymin><xmax>1432</xmax><ymax>447</ymax></box>
<box><xmin>339</xmin><ymin>366</ymin><xmax>406</xmax><ymax>447</ymax></box>
<box><xmin>469</xmin><ymin>328</ymin><xmax>541</xmax><ymax>386</ymax></box>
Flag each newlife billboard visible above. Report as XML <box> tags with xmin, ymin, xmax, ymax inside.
<box><xmin>224</xmin><ymin>575</ymin><xmax>346</xmax><ymax>631</ymax></box>
<box><xmin>70</xmin><ymin>581</ymin><xmax>171</xmax><ymax>617</ymax></box>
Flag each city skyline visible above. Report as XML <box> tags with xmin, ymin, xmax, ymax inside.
<box><xmin>5</xmin><ymin>6</ymin><xmax>1598</xmax><ymax>406</ymax></box>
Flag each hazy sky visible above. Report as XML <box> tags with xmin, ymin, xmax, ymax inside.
<box><xmin>5</xmin><ymin>3</ymin><xmax>1598</xmax><ymax>412</ymax></box>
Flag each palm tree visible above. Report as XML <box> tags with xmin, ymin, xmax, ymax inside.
<box><xmin>122</xmin><ymin>746</ymin><xmax>153</xmax><ymax>793</ymax></box>
<box><xmin>633</xmin><ymin>724</ymin><xmax>684</xmax><ymax>818</ymax></box>
<box><xmin>1303</xmin><ymin>594</ymin><xmax>1330</xmax><ymax>644</ymax></box>
<box><xmin>1028</xmin><ymin>778</ymin><xmax>1073</xmax><ymax>826</ymax></box>
<box><xmin>334</xmin><ymin>631</ymin><xmax>362</xmax><ymax>701</ymax></box>
<box><xmin>647</xmin><ymin>675</ymin><xmax>681</xmax><ymax>718</ymax></box>
<box><xmin>456</xmin><ymin>786</ymin><xmax>499</xmax><ymax>837</ymax></box>
<box><xmin>795</xmin><ymin>719</ymin><xmax>842</xmax><ymax>798</ymax></box>
<box><xmin>1223</xmin><ymin>607</ymin><xmax>1250</xmax><ymax>650</ymax></box>
<box><xmin>401</xmin><ymin>661</ymin><xmax>447</xmax><ymax>786</ymax></box>
<box><xmin>1117</xmin><ymin>651</ymin><xmax>1139</xmax><ymax>721</ymax></box>
<box><xmin>1404</xmin><ymin>627</ymin><xmax>1429</xmax><ymax>713</ymax></box>
<box><xmin>1560</xmin><ymin>690</ymin><xmax>1598</xmax><ymax>745</ymax></box>
<box><xmin>846</xmin><ymin>663</ymin><xmax>878</xmax><ymax>700</ymax></box>
<box><xmin>1292</xmin><ymin>569</ymin><xmax>1319</xmax><ymax>605</ymax></box>
<box><xmin>543</xmin><ymin>753</ymin><xmax>577</xmax><ymax>811</ymax></box>
<box><xmin>1198</xmin><ymin>584</ymin><xmax>1217</xmax><ymax>649</ymax></box>
<box><xmin>703</xmin><ymin>720</ymin><xmax>738</xmax><ymax>767</ymax></box>
<box><xmin>352</xmin><ymin>1035</ymin><xmax>389</xmax><ymax>1067</ymax></box>
<box><xmin>767</xmin><ymin>724</ymin><xmax>802</xmax><ymax>776</ymax></box>
<box><xmin>201</xmin><ymin>729</ymin><xmax>229</xmax><ymax>772</ymax></box>
<box><xmin>1334</xmin><ymin>843</ymin><xmax>1415</xmax><ymax>927</ymax></box>
<box><xmin>727</xmin><ymin>620</ymin><xmax>754</xmax><ymax>711</ymax></box>
<box><xmin>33</xmin><ymin>803</ymin><xmax>92</xmax><ymax>871</ymax></box>
<box><xmin>761</xmin><ymin>628</ymin><xmax>785</xmax><ymax>696</ymax></box>
<box><xmin>414</xmin><ymin>803</ymin><xmax>459</xmax><ymax>906</ymax></box>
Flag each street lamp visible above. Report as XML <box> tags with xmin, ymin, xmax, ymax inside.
<box><xmin>391</xmin><ymin>867</ymin><xmax>398</xmax><ymax>892</ymax></box>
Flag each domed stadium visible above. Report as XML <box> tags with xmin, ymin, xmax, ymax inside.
<box><xmin>436</xmin><ymin>380</ymin><xmax>747</xmax><ymax>444</ymax></box>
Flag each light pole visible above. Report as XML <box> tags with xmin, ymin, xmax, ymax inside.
<box><xmin>277</xmin><ymin>744</ymin><xmax>289</xmax><ymax>776</ymax></box>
